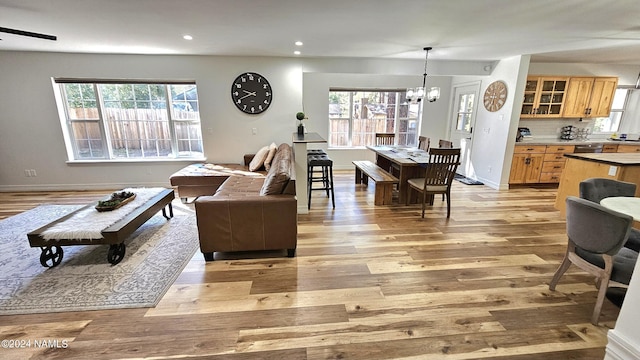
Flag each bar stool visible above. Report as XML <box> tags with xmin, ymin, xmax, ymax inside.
<box><xmin>307</xmin><ymin>154</ymin><xmax>335</xmax><ymax>210</ymax></box>
<box><xmin>307</xmin><ymin>149</ymin><xmax>326</xmax><ymax>156</ymax></box>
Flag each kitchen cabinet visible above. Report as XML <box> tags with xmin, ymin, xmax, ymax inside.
<box><xmin>520</xmin><ymin>76</ymin><xmax>569</xmax><ymax>118</ymax></box>
<box><xmin>539</xmin><ymin>145</ymin><xmax>575</xmax><ymax>183</ymax></box>
<box><xmin>563</xmin><ymin>77</ymin><xmax>618</xmax><ymax>118</ymax></box>
<box><xmin>509</xmin><ymin>145</ymin><xmax>545</xmax><ymax>184</ymax></box>
<box><xmin>617</xmin><ymin>144</ymin><xmax>640</xmax><ymax>153</ymax></box>
<box><xmin>510</xmin><ymin>144</ymin><xmax>577</xmax><ymax>184</ymax></box>
<box><xmin>603</xmin><ymin>144</ymin><xmax>619</xmax><ymax>153</ymax></box>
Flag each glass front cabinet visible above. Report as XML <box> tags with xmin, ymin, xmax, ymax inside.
<box><xmin>521</xmin><ymin>76</ymin><xmax>569</xmax><ymax>118</ymax></box>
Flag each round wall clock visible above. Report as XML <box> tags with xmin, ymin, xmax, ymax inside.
<box><xmin>483</xmin><ymin>80</ymin><xmax>508</xmax><ymax>112</ymax></box>
<box><xmin>231</xmin><ymin>72</ymin><xmax>272</xmax><ymax>114</ymax></box>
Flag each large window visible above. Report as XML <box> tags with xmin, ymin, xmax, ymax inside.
<box><xmin>592</xmin><ymin>88</ymin><xmax>629</xmax><ymax>134</ymax></box>
<box><xmin>328</xmin><ymin>90</ymin><xmax>421</xmax><ymax>148</ymax></box>
<box><xmin>54</xmin><ymin>80</ymin><xmax>203</xmax><ymax>161</ymax></box>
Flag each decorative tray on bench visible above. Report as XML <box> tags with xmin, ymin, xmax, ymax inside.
<box><xmin>95</xmin><ymin>191</ymin><xmax>136</xmax><ymax>212</ymax></box>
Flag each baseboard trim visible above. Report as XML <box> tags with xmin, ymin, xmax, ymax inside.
<box><xmin>0</xmin><ymin>182</ymin><xmax>171</xmax><ymax>192</ymax></box>
<box><xmin>606</xmin><ymin>330</ymin><xmax>640</xmax><ymax>360</ymax></box>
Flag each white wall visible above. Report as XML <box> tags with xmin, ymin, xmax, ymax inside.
<box><xmin>0</xmin><ymin>52</ymin><xmax>304</xmax><ymax>190</ymax></box>
<box><xmin>0</xmin><ymin>51</ymin><xmax>492</xmax><ymax>190</ymax></box>
<box><xmin>605</xmin><ymin>256</ymin><xmax>640</xmax><ymax>360</ymax></box>
<box><xmin>449</xmin><ymin>55</ymin><xmax>530</xmax><ymax>189</ymax></box>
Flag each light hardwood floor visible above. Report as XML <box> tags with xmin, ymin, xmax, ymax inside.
<box><xmin>0</xmin><ymin>171</ymin><xmax>620</xmax><ymax>359</ymax></box>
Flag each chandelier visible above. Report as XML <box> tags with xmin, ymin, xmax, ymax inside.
<box><xmin>406</xmin><ymin>47</ymin><xmax>440</xmax><ymax>103</ymax></box>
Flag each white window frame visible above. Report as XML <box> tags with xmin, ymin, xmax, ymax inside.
<box><xmin>53</xmin><ymin>79</ymin><xmax>204</xmax><ymax>162</ymax></box>
<box><xmin>591</xmin><ymin>87</ymin><xmax>629</xmax><ymax>135</ymax></box>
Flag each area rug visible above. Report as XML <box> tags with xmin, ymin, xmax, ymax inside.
<box><xmin>454</xmin><ymin>173</ymin><xmax>484</xmax><ymax>185</ymax></box>
<box><xmin>0</xmin><ymin>203</ymin><xmax>198</xmax><ymax>315</ymax></box>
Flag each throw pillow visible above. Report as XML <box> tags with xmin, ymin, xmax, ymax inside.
<box><xmin>263</xmin><ymin>142</ymin><xmax>278</xmax><ymax>171</ymax></box>
<box><xmin>248</xmin><ymin>145</ymin><xmax>270</xmax><ymax>172</ymax></box>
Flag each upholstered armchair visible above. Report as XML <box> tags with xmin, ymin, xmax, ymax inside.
<box><xmin>549</xmin><ymin>196</ymin><xmax>638</xmax><ymax>325</ymax></box>
<box><xmin>579</xmin><ymin>177</ymin><xmax>640</xmax><ymax>251</ymax></box>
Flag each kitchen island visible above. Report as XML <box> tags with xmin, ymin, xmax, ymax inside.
<box><xmin>554</xmin><ymin>152</ymin><xmax>640</xmax><ymax>216</ymax></box>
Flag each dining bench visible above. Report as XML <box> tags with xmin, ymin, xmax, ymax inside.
<box><xmin>352</xmin><ymin>160</ymin><xmax>399</xmax><ymax>205</ymax></box>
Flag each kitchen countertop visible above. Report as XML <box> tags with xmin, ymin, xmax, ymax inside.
<box><xmin>563</xmin><ymin>152</ymin><xmax>640</xmax><ymax>165</ymax></box>
<box><xmin>292</xmin><ymin>132</ymin><xmax>326</xmax><ymax>144</ymax></box>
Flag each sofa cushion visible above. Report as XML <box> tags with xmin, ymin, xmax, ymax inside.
<box><xmin>264</xmin><ymin>142</ymin><xmax>278</xmax><ymax>171</ymax></box>
<box><xmin>260</xmin><ymin>162</ymin><xmax>290</xmax><ymax>195</ymax></box>
<box><xmin>260</xmin><ymin>144</ymin><xmax>293</xmax><ymax>195</ymax></box>
<box><xmin>216</xmin><ymin>176</ymin><xmax>265</xmax><ymax>197</ymax></box>
<box><xmin>249</xmin><ymin>145</ymin><xmax>269</xmax><ymax>171</ymax></box>
<box><xmin>272</xmin><ymin>142</ymin><xmax>292</xmax><ymax>164</ymax></box>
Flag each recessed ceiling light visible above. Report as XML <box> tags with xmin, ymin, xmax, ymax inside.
<box><xmin>183</xmin><ymin>35</ymin><xmax>193</xmax><ymax>40</ymax></box>
<box><xmin>294</xmin><ymin>50</ymin><xmax>301</xmax><ymax>55</ymax></box>
<box><xmin>295</xmin><ymin>41</ymin><xmax>303</xmax><ymax>46</ymax></box>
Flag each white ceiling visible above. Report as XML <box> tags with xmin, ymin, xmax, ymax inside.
<box><xmin>1</xmin><ymin>0</ymin><xmax>640</xmax><ymax>65</ymax></box>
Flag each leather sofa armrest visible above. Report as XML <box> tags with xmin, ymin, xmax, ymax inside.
<box><xmin>194</xmin><ymin>194</ymin><xmax>297</xmax><ymax>253</ymax></box>
<box><xmin>244</xmin><ymin>154</ymin><xmax>255</xmax><ymax>166</ymax></box>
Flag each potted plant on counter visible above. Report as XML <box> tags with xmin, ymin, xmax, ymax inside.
<box><xmin>296</xmin><ymin>112</ymin><xmax>306</xmax><ymax>135</ymax></box>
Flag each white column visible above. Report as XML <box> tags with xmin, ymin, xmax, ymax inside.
<box><xmin>293</xmin><ymin>141</ymin><xmax>308</xmax><ymax>214</ymax></box>
<box><xmin>605</xmin><ymin>257</ymin><xmax>640</xmax><ymax>359</ymax></box>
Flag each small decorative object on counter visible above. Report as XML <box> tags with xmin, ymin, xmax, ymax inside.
<box><xmin>95</xmin><ymin>191</ymin><xmax>136</xmax><ymax>212</ymax></box>
<box><xmin>516</xmin><ymin>127</ymin><xmax>531</xmax><ymax>142</ymax></box>
<box><xmin>576</xmin><ymin>128</ymin><xmax>591</xmax><ymax>141</ymax></box>
<box><xmin>560</xmin><ymin>125</ymin><xmax>577</xmax><ymax>140</ymax></box>
<box><xmin>296</xmin><ymin>112</ymin><xmax>306</xmax><ymax>135</ymax></box>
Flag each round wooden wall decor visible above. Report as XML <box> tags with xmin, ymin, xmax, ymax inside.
<box><xmin>483</xmin><ymin>80</ymin><xmax>508</xmax><ymax>112</ymax></box>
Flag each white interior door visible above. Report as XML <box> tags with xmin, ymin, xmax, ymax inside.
<box><xmin>449</xmin><ymin>83</ymin><xmax>480</xmax><ymax>178</ymax></box>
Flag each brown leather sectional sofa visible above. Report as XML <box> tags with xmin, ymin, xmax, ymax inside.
<box><xmin>193</xmin><ymin>143</ymin><xmax>297</xmax><ymax>261</ymax></box>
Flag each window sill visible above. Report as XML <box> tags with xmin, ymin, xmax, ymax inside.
<box><xmin>66</xmin><ymin>158</ymin><xmax>207</xmax><ymax>165</ymax></box>
<box><xmin>327</xmin><ymin>147</ymin><xmax>369</xmax><ymax>150</ymax></box>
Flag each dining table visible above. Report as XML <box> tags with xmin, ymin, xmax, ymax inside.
<box><xmin>366</xmin><ymin>145</ymin><xmax>430</xmax><ymax>204</ymax></box>
<box><xmin>600</xmin><ymin>197</ymin><xmax>640</xmax><ymax>222</ymax></box>
<box><xmin>600</xmin><ymin>196</ymin><xmax>640</xmax><ymax>232</ymax></box>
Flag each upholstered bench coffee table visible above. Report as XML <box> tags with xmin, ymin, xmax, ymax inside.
<box><xmin>28</xmin><ymin>188</ymin><xmax>174</xmax><ymax>268</ymax></box>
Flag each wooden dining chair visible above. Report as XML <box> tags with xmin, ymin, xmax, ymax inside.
<box><xmin>549</xmin><ymin>196</ymin><xmax>637</xmax><ymax>325</ymax></box>
<box><xmin>405</xmin><ymin>148</ymin><xmax>460</xmax><ymax>218</ymax></box>
<box><xmin>418</xmin><ymin>136</ymin><xmax>430</xmax><ymax>151</ymax></box>
<box><xmin>436</xmin><ymin>137</ymin><xmax>452</xmax><ymax>201</ymax></box>
<box><xmin>438</xmin><ymin>139</ymin><xmax>453</xmax><ymax>148</ymax></box>
<box><xmin>375</xmin><ymin>133</ymin><xmax>395</xmax><ymax>146</ymax></box>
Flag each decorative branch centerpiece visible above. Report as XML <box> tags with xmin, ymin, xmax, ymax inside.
<box><xmin>296</xmin><ymin>112</ymin><xmax>306</xmax><ymax>135</ymax></box>
<box><xmin>95</xmin><ymin>191</ymin><xmax>136</xmax><ymax>212</ymax></box>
